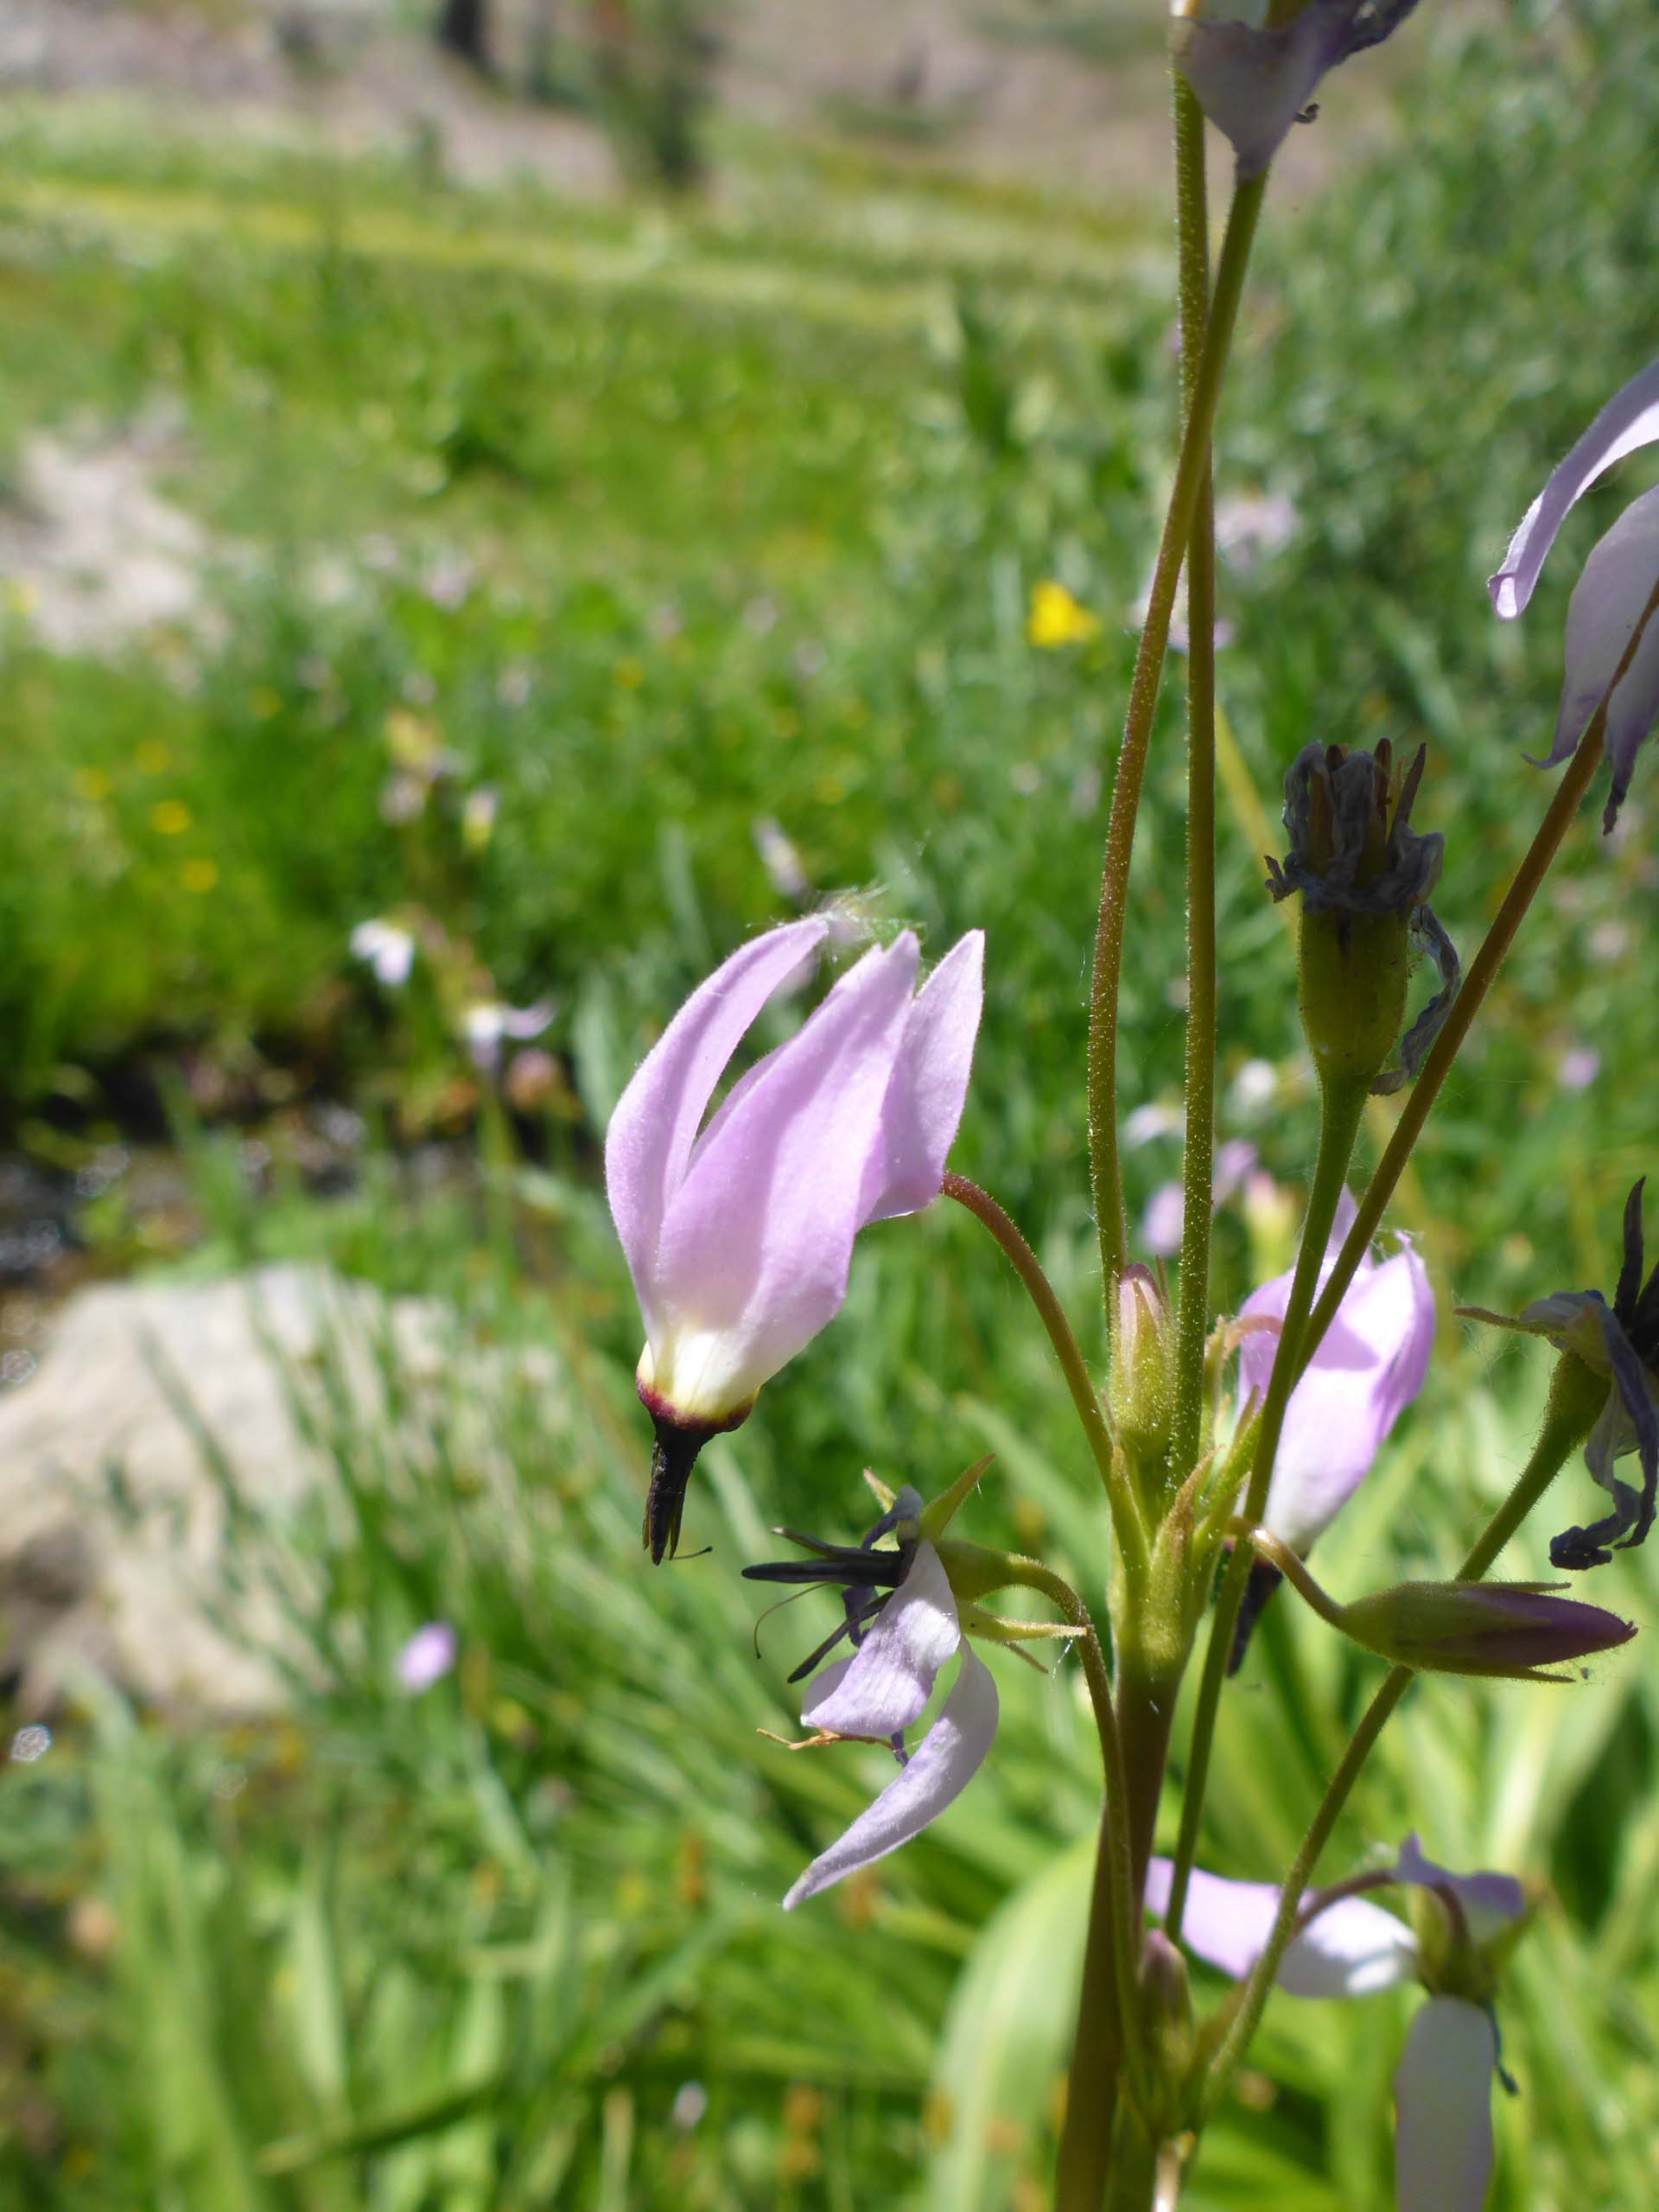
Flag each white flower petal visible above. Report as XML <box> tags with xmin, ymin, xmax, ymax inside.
<box><xmin>784</xmin><ymin>1644</ymin><xmax>998</xmax><ymax>1909</ymax></box>
<box><xmin>802</xmin><ymin>1541</ymin><xmax>961</xmax><ymax>1738</ymax></box>
<box><xmin>1548</xmin><ymin>484</ymin><xmax>1659</xmax><ymax>820</ymax></box>
<box><xmin>1394</xmin><ymin>1998</ymin><xmax>1497</xmax><ymax>2212</ymax></box>
<box><xmin>1491</xmin><ymin>355</ymin><xmax>1659</xmax><ymax>620</ymax></box>
<box><xmin>1146</xmin><ymin>1859</ymin><xmax>1418</xmax><ymax>1997</ymax></box>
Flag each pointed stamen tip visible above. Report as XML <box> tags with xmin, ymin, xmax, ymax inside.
<box><xmin>642</xmin><ymin>1415</ymin><xmax>714</xmax><ymax>1565</ymax></box>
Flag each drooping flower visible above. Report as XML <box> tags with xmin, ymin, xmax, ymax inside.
<box><xmin>1171</xmin><ymin>0</ymin><xmax>1422</xmax><ymax>181</ymax></box>
<box><xmin>606</xmin><ymin>919</ymin><xmax>984</xmax><ymax>1559</ymax></box>
<box><xmin>1230</xmin><ymin>1189</ymin><xmax>1434</xmax><ymax>1665</ymax></box>
<box><xmin>1489</xmin><ymin>355</ymin><xmax>1659</xmax><ymax>830</ymax></box>
<box><xmin>351</xmin><ymin>918</ymin><xmax>417</xmax><ymax>989</ymax></box>
<box><xmin>1462</xmin><ymin>1179</ymin><xmax>1659</xmax><ymax>1567</ymax></box>
<box><xmin>1240</xmin><ymin>1190</ymin><xmax>1434</xmax><ymax>1549</ymax></box>
<box><xmin>1149</xmin><ymin>1834</ymin><xmax>1529</xmax><ymax>2212</ymax></box>
<box><xmin>396</xmin><ymin>1620</ymin><xmax>458</xmax><ymax>1693</ymax></box>
<box><xmin>744</xmin><ymin>1486</ymin><xmax>1001</xmax><ymax>1909</ymax></box>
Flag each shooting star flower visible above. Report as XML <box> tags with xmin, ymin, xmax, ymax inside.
<box><xmin>606</xmin><ymin>919</ymin><xmax>983</xmax><ymax>1559</ymax></box>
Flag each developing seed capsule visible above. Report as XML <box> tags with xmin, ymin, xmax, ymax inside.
<box><xmin>1266</xmin><ymin>740</ymin><xmax>1459</xmax><ymax>1096</ymax></box>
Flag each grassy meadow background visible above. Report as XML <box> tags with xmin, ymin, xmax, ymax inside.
<box><xmin>3</xmin><ymin>0</ymin><xmax>1659</xmax><ymax>2203</ymax></box>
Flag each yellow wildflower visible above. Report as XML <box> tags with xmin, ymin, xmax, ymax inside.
<box><xmin>181</xmin><ymin>858</ymin><xmax>219</xmax><ymax>893</ymax></box>
<box><xmin>150</xmin><ymin>799</ymin><xmax>193</xmax><ymax>836</ymax></box>
<box><xmin>1027</xmin><ymin>580</ymin><xmax>1101</xmax><ymax>649</ymax></box>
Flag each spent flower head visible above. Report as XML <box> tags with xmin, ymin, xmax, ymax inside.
<box><xmin>1464</xmin><ymin>1179</ymin><xmax>1659</xmax><ymax>1568</ymax></box>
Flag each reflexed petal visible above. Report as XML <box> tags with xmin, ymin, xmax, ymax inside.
<box><xmin>1490</xmin><ymin>355</ymin><xmax>1659</xmax><ymax>620</ymax></box>
<box><xmin>1393</xmin><ymin>1835</ymin><xmax>1525</xmax><ymax>1946</ymax></box>
<box><xmin>605</xmin><ymin>917</ymin><xmax>830</xmax><ymax>1303</ymax></box>
<box><xmin>1545</xmin><ymin>485</ymin><xmax>1659</xmax><ymax>826</ymax></box>
<box><xmin>1146</xmin><ymin>1859</ymin><xmax>1418</xmax><ymax>1996</ymax></box>
<box><xmin>802</xmin><ymin>1541</ymin><xmax>962</xmax><ymax>1738</ymax></box>
<box><xmin>1240</xmin><ymin>1198</ymin><xmax>1434</xmax><ymax>1553</ymax></box>
<box><xmin>644</xmin><ymin>938</ymin><xmax>918</xmax><ymax>1418</ymax></box>
<box><xmin>784</xmin><ymin>1644</ymin><xmax>999</xmax><ymax>1908</ymax></box>
<box><xmin>1393</xmin><ymin>1998</ymin><xmax>1497</xmax><ymax>2212</ymax></box>
<box><xmin>861</xmin><ymin>932</ymin><xmax>985</xmax><ymax>1223</ymax></box>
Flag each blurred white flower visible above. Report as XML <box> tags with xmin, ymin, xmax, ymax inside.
<box><xmin>351</xmin><ymin>918</ymin><xmax>416</xmax><ymax>988</ymax></box>
<box><xmin>753</xmin><ymin>815</ymin><xmax>810</xmax><ymax>904</ymax></box>
<box><xmin>464</xmin><ymin>999</ymin><xmax>556</xmax><ymax>1072</ymax></box>
<box><xmin>396</xmin><ymin>1621</ymin><xmax>457</xmax><ymax>1694</ymax></box>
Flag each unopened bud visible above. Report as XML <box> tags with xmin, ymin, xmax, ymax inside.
<box><xmin>1109</xmin><ymin>1264</ymin><xmax>1174</xmax><ymax>1479</ymax></box>
<box><xmin>1338</xmin><ymin>1578</ymin><xmax>1636</xmax><ymax>1682</ymax></box>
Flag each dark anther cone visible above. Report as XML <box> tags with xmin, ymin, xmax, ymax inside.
<box><xmin>1227</xmin><ymin>1558</ymin><xmax>1286</xmax><ymax>1675</ymax></box>
<box><xmin>644</xmin><ymin>1415</ymin><xmax>713</xmax><ymax>1563</ymax></box>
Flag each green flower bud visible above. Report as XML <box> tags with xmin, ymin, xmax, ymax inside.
<box><xmin>1109</xmin><ymin>1263</ymin><xmax>1175</xmax><ymax>1483</ymax></box>
<box><xmin>1338</xmin><ymin>1578</ymin><xmax>1636</xmax><ymax>1683</ymax></box>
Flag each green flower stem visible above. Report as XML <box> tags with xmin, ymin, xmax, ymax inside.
<box><xmin>1164</xmin><ymin>1070</ymin><xmax>1370</xmax><ymax>1939</ymax></box>
<box><xmin>1295</xmin><ymin>570</ymin><xmax>1659</xmax><ymax>1390</ymax></box>
<box><xmin>1198</xmin><ymin>1357</ymin><xmax>1602</xmax><ymax>2119</ymax></box>
<box><xmin>1001</xmin><ymin>1555</ymin><xmax>1146</xmax><ymax>2168</ymax></box>
<box><xmin>1055</xmin><ymin>1664</ymin><xmax>1175</xmax><ymax>2212</ymax></box>
<box><xmin>943</xmin><ymin>1173</ymin><xmax>1116</xmax><ymax>1491</ymax></box>
<box><xmin>1172</xmin><ymin>71</ymin><xmax>1219</xmax><ymax>1483</ymax></box>
<box><xmin>1227</xmin><ymin>1522</ymin><xmax>1348</xmax><ymax>1632</ymax></box>
<box><xmin>1087</xmin><ymin>166</ymin><xmax>1267</xmax><ymax>1297</ymax></box>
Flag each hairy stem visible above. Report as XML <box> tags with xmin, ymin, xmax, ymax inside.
<box><xmin>1172</xmin><ymin>71</ymin><xmax>1219</xmax><ymax>1481</ymax></box>
<box><xmin>1164</xmin><ymin>1072</ymin><xmax>1370</xmax><ymax>1937</ymax></box>
<box><xmin>1087</xmin><ymin>168</ymin><xmax>1267</xmax><ymax>1296</ymax></box>
<box><xmin>1013</xmin><ymin>1557</ymin><xmax>1159</xmax><ymax>2177</ymax></box>
<box><xmin>944</xmin><ymin>1173</ymin><xmax>1116</xmax><ymax>1491</ymax></box>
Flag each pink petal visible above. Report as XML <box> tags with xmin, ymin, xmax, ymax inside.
<box><xmin>1394</xmin><ymin>1998</ymin><xmax>1497</xmax><ymax>2212</ymax></box>
<box><xmin>802</xmin><ymin>1541</ymin><xmax>961</xmax><ymax>1738</ymax></box>
<box><xmin>1239</xmin><ymin>1199</ymin><xmax>1433</xmax><ymax>1553</ymax></box>
<box><xmin>860</xmin><ymin>932</ymin><xmax>985</xmax><ymax>1224</ymax></box>
<box><xmin>1490</xmin><ymin>355</ymin><xmax>1659</xmax><ymax>620</ymax></box>
<box><xmin>1393</xmin><ymin>1835</ymin><xmax>1526</xmax><ymax>1948</ymax></box>
<box><xmin>647</xmin><ymin>938</ymin><xmax>918</xmax><ymax>1416</ymax></box>
<box><xmin>1546</xmin><ymin>483</ymin><xmax>1659</xmax><ymax>822</ymax></box>
<box><xmin>604</xmin><ymin>918</ymin><xmax>830</xmax><ymax>1307</ymax></box>
<box><xmin>784</xmin><ymin>1644</ymin><xmax>998</xmax><ymax>1908</ymax></box>
<box><xmin>1146</xmin><ymin>1859</ymin><xmax>1418</xmax><ymax>1997</ymax></box>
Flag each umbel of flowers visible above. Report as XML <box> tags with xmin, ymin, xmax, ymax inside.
<box><xmin>596</xmin><ymin>31</ymin><xmax>1659</xmax><ymax>2211</ymax></box>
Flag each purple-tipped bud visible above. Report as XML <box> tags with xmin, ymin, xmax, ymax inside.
<box><xmin>1338</xmin><ymin>1579</ymin><xmax>1636</xmax><ymax>1681</ymax></box>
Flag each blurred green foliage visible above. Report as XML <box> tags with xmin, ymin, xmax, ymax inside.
<box><xmin>2</xmin><ymin>1</ymin><xmax>1659</xmax><ymax>2204</ymax></box>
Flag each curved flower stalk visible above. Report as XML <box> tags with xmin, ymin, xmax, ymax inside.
<box><xmin>1149</xmin><ymin>1835</ymin><xmax>1528</xmax><ymax>2211</ymax></box>
<box><xmin>1228</xmin><ymin>1189</ymin><xmax>1434</xmax><ymax>1664</ymax></box>
<box><xmin>1490</xmin><ymin>354</ymin><xmax>1659</xmax><ymax>829</ymax></box>
<box><xmin>743</xmin><ymin>1478</ymin><xmax>1049</xmax><ymax>1909</ymax></box>
<box><xmin>1171</xmin><ymin>0</ymin><xmax>1422</xmax><ymax>180</ymax></box>
<box><xmin>1463</xmin><ymin>1179</ymin><xmax>1659</xmax><ymax>1567</ymax></box>
<box><xmin>605</xmin><ymin>919</ymin><xmax>984</xmax><ymax>1558</ymax></box>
